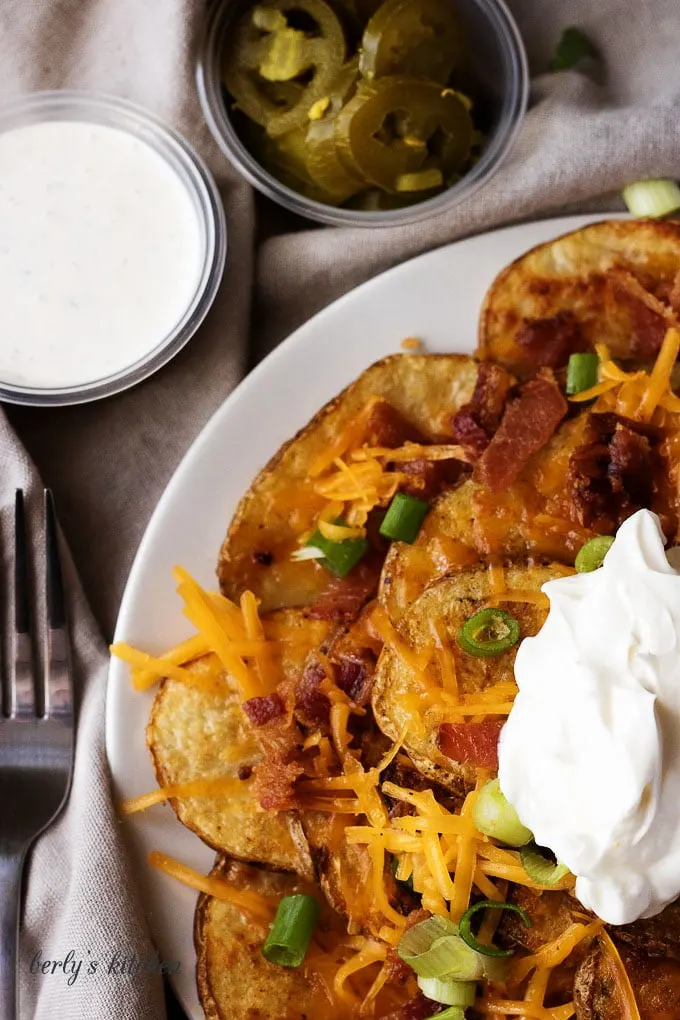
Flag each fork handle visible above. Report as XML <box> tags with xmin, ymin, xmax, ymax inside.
<box><xmin>0</xmin><ymin>850</ymin><xmax>26</xmax><ymax>1020</ymax></box>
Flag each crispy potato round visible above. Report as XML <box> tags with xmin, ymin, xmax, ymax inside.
<box><xmin>373</xmin><ymin>563</ymin><xmax>564</xmax><ymax>793</ymax></box>
<box><xmin>478</xmin><ymin>219</ymin><xmax>680</xmax><ymax>378</ymax></box>
<box><xmin>218</xmin><ymin>353</ymin><xmax>478</xmax><ymax>612</ymax></box>
<box><xmin>195</xmin><ymin>859</ymin><xmax>330</xmax><ymax>1020</ymax></box>
<box><xmin>147</xmin><ymin>611</ymin><xmax>330</xmax><ymax>878</ymax></box>
<box><xmin>574</xmin><ymin>937</ymin><xmax>680</xmax><ymax>1019</ymax></box>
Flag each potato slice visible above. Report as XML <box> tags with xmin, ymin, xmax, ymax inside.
<box><xmin>373</xmin><ymin>563</ymin><xmax>564</xmax><ymax>792</ymax></box>
<box><xmin>478</xmin><ymin>219</ymin><xmax>680</xmax><ymax>378</ymax></box>
<box><xmin>195</xmin><ymin>857</ymin><xmax>414</xmax><ymax>1019</ymax></box>
<box><xmin>147</xmin><ymin>611</ymin><xmax>329</xmax><ymax>878</ymax></box>
<box><xmin>218</xmin><ymin>354</ymin><xmax>477</xmax><ymax>612</ymax></box>
<box><xmin>195</xmin><ymin>859</ymin><xmax>332</xmax><ymax>1020</ymax></box>
<box><xmin>574</xmin><ymin>937</ymin><xmax>680</xmax><ymax>1019</ymax></box>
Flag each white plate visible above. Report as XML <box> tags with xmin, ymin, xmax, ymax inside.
<box><xmin>106</xmin><ymin>212</ymin><xmax>607</xmax><ymax>1018</ymax></box>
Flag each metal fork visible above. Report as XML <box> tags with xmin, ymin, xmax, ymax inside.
<box><xmin>0</xmin><ymin>490</ymin><xmax>74</xmax><ymax>1020</ymax></box>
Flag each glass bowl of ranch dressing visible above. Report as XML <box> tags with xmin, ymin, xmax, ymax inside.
<box><xmin>0</xmin><ymin>91</ymin><xmax>226</xmax><ymax>405</ymax></box>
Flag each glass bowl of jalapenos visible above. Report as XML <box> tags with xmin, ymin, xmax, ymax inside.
<box><xmin>197</xmin><ymin>0</ymin><xmax>528</xmax><ymax>225</ymax></box>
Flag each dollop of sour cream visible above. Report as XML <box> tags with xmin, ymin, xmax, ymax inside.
<box><xmin>498</xmin><ymin>509</ymin><xmax>680</xmax><ymax>925</ymax></box>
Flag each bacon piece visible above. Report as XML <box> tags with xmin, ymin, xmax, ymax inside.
<box><xmin>438</xmin><ymin>718</ymin><xmax>504</xmax><ymax>771</ymax></box>
<box><xmin>247</xmin><ymin>700</ymin><xmax>304</xmax><ymax>810</ymax></box>
<box><xmin>450</xmin><ymin>410</ymin><xmax>490</xmax><ymax>459</ymax></box>
<box><xmin>567</xmin><ymin>412</ymin><xmax>660</xmax><ymax>530</ymax></box>
<box><xmin>515</xmin><ymin>309</ymin><xmax>588</xmax><ymax>368</ymax></box>
<box><xmin>397</xmin><ymin>456</ymin><xmax>465</xmax><ymax>500</ymax></box>
<box><xmin>335</xmin><ymin>650</ymin><xmax>376</xmax><ymax>706</ymax></box>
<box><xmin>364</xmin><ymin>400</ymin><xmax>424</xmax><ymax>448</ymax></box>
<box><xmin>295</xmin><ymin>659</ymin><xmax>330</xmax><ymax>727</ymax></box>
<box><xmin>451</xmin><ymin>363</ymin><xmax>513</xmax><ymax>460</ymax></box>
<box><xmin>384</xmin><ymin>947</ymin><xmax>412</xmax><ymax>985</ymax></box>
<box><xmin>610</xmin><ymin>271</ymin><xmax>670</xmax><ymax>359</ymax></box>
<box><xmin>473</xmin><ymin>371</ymin><xmax>567</xmax><ymax>492</ymax></box>
<box><xmin>308</xmin><ymin>559</ymin><xmax>380</xmax><ymax>623</ymax></box>
<box><xmin>242</xmin><ymin>692</ymin><xmax>286</xmax><ymax>726</ymax></box>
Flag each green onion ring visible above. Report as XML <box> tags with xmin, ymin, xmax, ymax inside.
<box><xmin>520</xmin><ymin>844</ymin><xmax>570</xmax><ymax>887</ymax></box>
<box><xmin>456</xmin><ymin>608</ymin><xmax>520</xmax><ymax>657</ymax></box>
<box><xmin>261</xmin><ymin>893</ymin><xmax>320</xmax><ymax>967</ymax></box>
<box><xmin>458</xmin><ymin>900</ymin><xmax>532</xmax><ymax>958</ymax></box>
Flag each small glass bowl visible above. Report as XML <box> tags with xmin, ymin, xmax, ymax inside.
<box><xmin>197</xmin><ymin>0</ymin><xmax>528</xmax><ymax>228</ymax></box>
<box><xmin>0</xmin><ymin>91</ymin><xmax>227</xmax><ymax>407</ymax></box>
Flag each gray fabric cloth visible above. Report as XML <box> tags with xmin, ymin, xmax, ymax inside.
<box><xmin>0</xmin><ymin>0</ymin><xmax>679</xmax><ymax>1017</ymax></box>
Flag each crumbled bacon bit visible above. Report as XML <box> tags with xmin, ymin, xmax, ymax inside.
<box><xmin>439</xmin><ymin>718</ymin><xmax>504</xmax><ymax>771</ymax></box>
<box><xmin>252</xmin><ymin>550</ymin><xmax>273</xmax><ymax>566</ymax></box>
<box><xmin>474</xmin><ymin>370</ymin><xmax>567</xmax><ymax>492</ymax></box>
<box><xmin>251</xmin><ymin>710</ymin><xmax>304</xmax><ymax>811</ymax></box>
<box><xmin>451</xmin><ymin>363</ymin><xmax>513</xmax><ymax>459</ymax></box>
<box><xmin>567</xmin><ymin>412</ymin><xmax>661</xmax><ymax>530</ymax></box>
<box><xmin>308</xmin><ymin>559</ymin><xmax>380</xmax><ymax>622</ymax></box>
<box><xmin>335</xmin><ymin>650</ymin><xmax>376</xmax><ymax>706</ymax></box>
<box><xmin>384</xmin><ymin>947</ymin><xmax>412</xmax><ymax>984</ymax></box>
<box><xmin>397</xmin><ymin>456</ymin><xmax>465</xmax><ymax>500</ymax></box>
<box><xmin>295</xmin><ymin>659</ymin><xmax>330</xmax><ymax>727</ymax></box>
<box><xmin>515</xmin><ymin>309</ymin><xmax>588</xmax><ymax>368</ymax></box>
<box><xmin>237</xmin><ymin>765</ymin><xmax>253</xmax><ymax>781</ymax></box>
<box><xmin>364</xmin><ymin>400</ymin><xmax>424</xmax><ymax>448</ymax></box>
<box><xmin>242</xmin><ymin>692</ymin><xmax>286</xmax><ymax>726</ymax></box>
<box><xmin>451</xmin><ymin>409</ymin><xmax>491</xmax><ymax>459</ymax></box>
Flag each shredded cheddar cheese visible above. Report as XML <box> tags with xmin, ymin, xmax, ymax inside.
<box><xmin>148</xmin><ymin>851</ymin><xmax>275</xmax><ymax>923</ymax></box>
<box><xmin>352</xmin><ymin>442</ymin><xmax>467</xmax><ymax>463</ymax></box>
<box><xmin>511</xmin><ymin>920</ymin><xmax>603</xmax><ymax>985</ymax></box>
<box><xmin>120</xmin><ymin>776</ymin><xmax>251</xmax><ymax>815</ymax></box>
<box><xmin>638</xmin><ymin>326</ymin><xmax>680</xmax><ymax>420</ymax></box>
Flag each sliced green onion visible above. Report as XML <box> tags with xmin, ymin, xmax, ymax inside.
<box><xmin>390</xmin><ymin>853</ymin><xmax>414</xmax><ymax>893</ymax></box>
<box><xmin>520</xmin><ymin>843</ymin><xmax>571</xmax><ymax>887</ymax></box>
<box><xmin>262</xmin><ymin>894</ymin><xmax>320</xmax><ymax>967</ymax></box>
<box><xmin>397</xmin><ymin>916</ymin><xmax>509</xmax><ymax>982</ymax></box>
<box><xmin>379</xmin><ymin>492</ymin><xmax>429</xmax><ymax>544</ymax></box>
<box><xmin>424</xmin><ymin>1010</ymin><xmax>466</xmax><ymax>1020</ymax></box>
<box><xmin>305</xmin><ymin>519</ymin><xmax>369</xmax><ymax>577</ymax></box>
<box><xmin>623</xmin><ymin>179</ymin><xmax>680</xmax><ymax>219</ymax></box>
<box><xmin>549</xmin><ymin>26</ymin><xmax>597</xmax><ymax>71</ymax></box>
<box><xmin>290</xmin><ymin>545</ymin><xmax>325</xmax><ymax>561</ymax></box>
<box><xmin>459</xmin><ymin>901</ymin><xmax>532</xmax><ymax>958</ymax></box>
<box><xmin>457</xmin><ymin>608</ymin><xmax>520</xmax><ymax>657</ymax></box>
<box><xmin>397</xmin><ymin>915</ymin><xmax>458</xmax><ymax>966</ymax></box>
<box><xmin>566</xmin><ymin>352</ymin><xmax>599</xmax><ymax>396</ymax></box>
<box><xmin>417</xmin><ymin>975</ymin><xmax>477</xmax><ymax>1007</ymax></box>
<box><xmin>472</xmin><ymin>779</ymin><xmax>533</xmax><ymax>848</ymax></box>
<box><xmin>575</xmin><ymin>535</ymin><xmax>615</xmax><ymax>573</ymax></box>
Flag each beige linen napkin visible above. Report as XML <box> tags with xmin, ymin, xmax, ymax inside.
<box><xmin>1</xmin><ymin>0</ymin><xmax>680</xmax><ymax>1017</ymax></box>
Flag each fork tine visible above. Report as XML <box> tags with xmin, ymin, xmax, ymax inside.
<box><xmin>43</xmin><ymin>489</ymin><xmax>72</xmax><ymax>721</ymax></box>
<box><xmin>12</xmin><ymin>489</ymin><xmax>36</xmax><ymax>719</ymax></box>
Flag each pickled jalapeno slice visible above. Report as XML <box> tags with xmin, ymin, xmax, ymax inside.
<box><xmin>359</xmin><ymin>0</ymin><xmax>465</xmax><ymax>83</ymax></box>
<box><xmin>334</xmin><ymin>77</ymin><xmax>473</xmax><ymax>193</ymax></box>
<box><xmin>224</xmin><ymin>0</ymin><xmax>346</xmax><ymax>136</ymax></box>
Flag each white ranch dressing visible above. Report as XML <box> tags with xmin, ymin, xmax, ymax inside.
<box><xmin>0</xmin><ymin>119</ymin><xmax>203</xmax><ymax>389</ymax></box>
<box><xmin>499</xmin><ymin>510</ymin><xmax>680</xmax><ymax>925</ymax></box>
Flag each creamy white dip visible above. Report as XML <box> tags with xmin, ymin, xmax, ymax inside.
<box><xmin>0</xmin><ymin>119</ymin><xmax>202</xmax><ymax>389</ymax></box>
<box><xmin>499</xmin><ymin>510</ymin><xmax>680</xmax><ymax>925</ymax></box>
